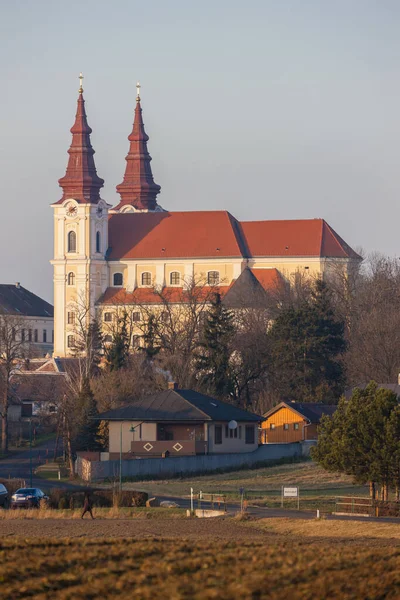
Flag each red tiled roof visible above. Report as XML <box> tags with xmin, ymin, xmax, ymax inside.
<box><xmin>98</xmin><ymin>285</ymin><xmax>233</xmax><ymax>306</ymax></box>
<box><xmin>240</xmin><ymin>219</ymin><xmax>359</xmax><ymax>259</ymax></box>
<box><xmin>107</xmin><ymin>211</ymin><xmax>244</xmax><ymax>260</ymax></box>
<box><xmin>249</xmin><ymin>268</ymin><xmax>284</xmax><ymax>291</ymax></box>
<box><xmin>107</xmin><ymin>212</ymin><xmax>359</xmax><ymax>261</ymax></box>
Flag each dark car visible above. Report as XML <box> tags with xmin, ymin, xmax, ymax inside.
<box><xmin>0</xmin><ymin>483</ymin><xmax>9</xmax><ymax>508</ymax></box>
<box><xmin>11</xmin><ymin>488</ymin><xmax>48</xmax><ymax>509</ymax></box>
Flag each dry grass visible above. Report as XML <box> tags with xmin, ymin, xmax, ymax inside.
<box><xmin>0</xmin><ymin>507</ymin><xmax>184</xmax><ymax>520</ymax></box>
<box><xmin>253</xmin><ymin>517</ymin><xmax>400</xmax><ymax>540</ymax></box>
<box><xmin>2</xmin><ymin>536</ymin><xmax>400</xmax><ymax>599</ymax></box>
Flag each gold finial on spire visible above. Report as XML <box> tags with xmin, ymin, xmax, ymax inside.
<box><xmin>79</xmin><ymin>72</ymin><xmax>84</xmax><ymax>94</ymax></box>
<box><xmin>136</xmin><ymin>81</ymin><xmax>141</xmax><ymax>102</ymax></box>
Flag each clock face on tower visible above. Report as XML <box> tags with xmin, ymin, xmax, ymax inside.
<box><xmin>66</xmin><ymin>203</ymin><xmax>77</xmax><ymax>217</ymax></box>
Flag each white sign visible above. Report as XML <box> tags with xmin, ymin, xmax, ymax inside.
<box><xmin>283</xmin><ymin>486</ymin><xmax>298</xmax><ymax>498</ymax></box>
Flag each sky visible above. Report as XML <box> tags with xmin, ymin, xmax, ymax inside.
<box><xmin>1</xmin><ymin>0</ymin><xmax>400</xmax><ymax>302</ymax></box>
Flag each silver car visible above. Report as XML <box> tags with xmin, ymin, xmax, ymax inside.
<box><xmin>0</xmin><ymin>483</ymin><xmax>9</xmax><ymax>508</ymax></box>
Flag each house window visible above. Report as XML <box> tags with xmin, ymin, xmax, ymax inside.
<box><xmin>207</xmin><ymin>271</ymin><xmax>220</xmax><ymax>285</ymax></box>
<box><xmin>104</xmin><ymin>312</ymin><xmax>112</xmax><ymax>322</ymax></box>
<box><xmin>245</xmin><ymin>425</ymin><xmax>255</xmax><ymax>444</ymax></box>
<box><xmin>96</xmin><ymin>231</ymin><xmax>101</xmax><ymax>253</ymax></box>
<box><xmin>67</xmin><ymin>272</ymin><xmax>75</xmax><ymax>286</ymax></box>
<box><xmin>141</xmin><ymin>272</ymin><xmax>151</xmax><ymax>286</ymax></box>
<box><xmin>21</xmin><ymin>329</ymin><xmax>25</xmax><ymax>341</ymax></box>
<box><xmin>283</xmin><ymin>423</ymin><xmax>289</xmax><ymax>430</ymax></box>
<box><xmin>67</xmin><ymin>334</ymin><xmax>75</xmax><ymax>348</ymax></box>
<box><xmin>67</xmin><ymin>231</ymin><xmax>76</xmax><ymax>253</ymax></box>
<box><xmin>34</xmin><ymin>329</ymin><xmax>38</xmax><ymax>343</ymax></box>
<box><xmin>238</xmin><ymin>426</ymin><xmax>242</xmax><ymax>439</ymax></box>
<box><xmin>43</xmin><ymin>330</ymin><xmax>47</xmax><ymax>343</ymax></box>
<box><xmin>113</xmin><ymin>273</ymin><xmax>123</xmax><ymax>286</ymax></box>
<box><xmin>67</xmin><ymin>312</ymin><xmax>75</xmax><ymax>325</ymax></box>
<box><xmin>214</xmin><ymin>425</ymin><xmax>222</xmax><ymax>445</ymax></box>
<box><xmin>132</xmin><ymin>311</ymin><xmax>141</xmax><ymax>322</ymax></box>
<box><xmin>294</xmin><ymin>423</ymin><xmax>299</xmax><ymax>430</ymax></box>
<box><xmin>170</xmin><ymin>271</ymin><xmax>181</xmax><ymax>285</ymax></box>
<box><xmin>28</xmin><ymin>329</ymin><xmax>32</xmax><ymax>342</ymax></box>
<box><xmin>229</xmin><ymin>428</ymin><xmax>238</xmax><ymax>439</ymax></box>
<box><xmin>270</xmin><ymin>423</ymin><xmax>275</xmax><ymax>430</ymax></box>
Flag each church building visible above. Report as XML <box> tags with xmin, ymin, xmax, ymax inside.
<box><xmin>51</xmin><ymin>77</ymin><xmax>360</xmax><ymax>357</ymax></box>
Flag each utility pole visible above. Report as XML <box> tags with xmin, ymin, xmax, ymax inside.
<box><xmin>29</xmin><ymin>419</ymin><xmax>33</xmax><ymax>488</ymax></box>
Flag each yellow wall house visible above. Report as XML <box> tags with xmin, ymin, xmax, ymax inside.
<box><xmin>51</xmin><ymin>78</ymin><xmax>361</xmax><ymax>356</ymax></box>
<box><xmin>261</xmin><ymin>402</ymin><xmax>337</xmax><ymax>444</ymax></box>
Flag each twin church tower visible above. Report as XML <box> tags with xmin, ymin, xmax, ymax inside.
<box><xmin>51</xmin><ymin>76</ymin><xmax>359</xmax><ymax>357</ymax></box>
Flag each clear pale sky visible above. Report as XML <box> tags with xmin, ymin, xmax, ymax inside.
<box><xmin>1</xmin><ymin>0</ymin><xmax>399</xmax><ymax>302</ymax></box>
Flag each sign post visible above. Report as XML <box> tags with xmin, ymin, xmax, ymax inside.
<box><xmin>190</xmin><ymin>487</ymin><xmax>194</xmax><ymax>514</ymax></box>
<box><xmin>281</xmin><ymin>486</ymin><xmax>300</xmax><ymax>510</ymax></box>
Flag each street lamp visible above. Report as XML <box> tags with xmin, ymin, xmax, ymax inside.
<box><xmin>119</xmin><ymin>422</ymin><xmax>144</xmax><ymax>492</ymax></box>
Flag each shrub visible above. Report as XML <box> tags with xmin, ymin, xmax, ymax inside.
<box><xmin>0</xmin><ymin>478</ymin><xmax>25</xmax><ymax>496</ymax></box>
<box><xmin>48</xmin><ymin>488</ymin><xmax>148</xmax><ymax>510</ymax></box>
<box><xmin>58</xmin><ymin>497</ymin><xmax>69</xmax><ymax>510</ymax></box>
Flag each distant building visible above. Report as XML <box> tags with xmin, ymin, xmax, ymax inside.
<box><xmin>96</xmin><ymin>383</ymin><xmax>261</xmax><ymax>459</ymax></box>
<box><xmin>0</xmin><ymin>283</ymin><xmax>54</xmax><ymax>356</ymax></box>
<box><xmin>261</xmin><ymin>402</ymin><xmax>337</xmax><ymax>443</ymax></box>
<box><xmin>52</xmin><ymin>79</ymin><xmax>360</xmax><ymax>357</ymax></box>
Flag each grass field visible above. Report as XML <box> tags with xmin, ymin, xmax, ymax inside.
<box><xmin>129</xmin><ymin>459</ymin><xmax>368</xmax><ymax>512</ymax></box>
<box><xmin>2</xmin><ymin>530</ymin><xmax>400</xmax><ymax>599</ymax></box>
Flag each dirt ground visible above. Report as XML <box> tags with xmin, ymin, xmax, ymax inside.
<box><xmin>0</xmin><ymin>515</ymin><xmax>266</xmax><ymax>540</ymax></box>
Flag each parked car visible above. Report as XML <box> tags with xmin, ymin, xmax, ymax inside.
<box><xmin>0</xmin><ymin>483</ymin><xmax>9</xmax><ymax>508</ymax></box>
<box><xmin>11</xmin><ymin>488</ymin><xmax>48</xmax><ymax>509</ymax></box>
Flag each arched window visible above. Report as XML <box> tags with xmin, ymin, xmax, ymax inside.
<box><xmin>67</xmin><ymin>272</ymin><xmax>75</xmax><ymax>286</ymax></box>
<box><xmin>67</xmin><ymin>231</ymin><xmax>76</xmax><ymax>253</ymax></box>
<box><xmin>170</xmin><ymin>271</ymin><xmax>181</xmax><ymax>286</ymax></box>
<box><xmin>96</xmin><ymin>231</ymin><xmax>101</xmax><ymax>253</ymax></box>
<box><xmin>67</xmin><ymin>335</ymin><xmax>75</xmax><ymax>349</ymax></box>
<box><xmin>141</xmin><ymin>272</ymin><xmax>152</xmax><ymax>286</ymax></box>
<box><xmin>207</xmin><ymin>271</ymin><xmax>220</xmax><ymax>285</ymax></box>
<box><xmin>113</xmin><ymin>273</ymin><xmax>123</xmax><ymax>286</ymax></box>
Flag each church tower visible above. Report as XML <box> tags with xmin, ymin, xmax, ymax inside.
<box><xmin>115</xmin><ymin>83</ymin><xmax>162</xmax><ymax>212</ymax></box>
<box><xmin>51</xmin><ymin>75</ymin><xmax>109</xmax><ymax>356</ymax></box>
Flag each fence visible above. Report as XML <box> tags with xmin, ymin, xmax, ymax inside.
<box><xmin>335</xmin><ymin>497</ymin><xmax>373</xmax><ymax>517</ymax></box>
<box><xmin>76</xmin><ymin>441</ymin><xmax>312</xmax><ymax>482</ymax></box>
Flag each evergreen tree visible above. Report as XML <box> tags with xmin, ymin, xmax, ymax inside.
<box><xmin>312</xmin><ymin>382</ymin><xmax>399</xmax><ymax>499</ymax></box>
<box><xmin>194</xmin><ymin>293</ymin><xmax>235</xmax><ymax>398</ymax></box>
<box><xmin>105</xmin><ymin>312</ymin><xmax>130</xmax><ymax>371</ymax></box>
<box><xmin>141</xmin><ymin>314</ymin><xmax>161</xmax><ymax>361</ymax></box>
<box><xmin>74</xmin><ymin>379</ymin><xmax>102</xmax><ymax>452</ymax></box>
<box><xmin>268</xmin><ymin>279</ymin><xmax>346</xmax><ymax>403</ymax></box>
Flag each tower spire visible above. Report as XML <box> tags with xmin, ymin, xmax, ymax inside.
<box><xmin>115</xmin><ymin>82</ymin><xmax>161</xmax><ymax>211</ymax></box>
<box><xmin>57</xmin><ymin>74</ymin><xmax>104</xmax><ymax>204</ymax></box>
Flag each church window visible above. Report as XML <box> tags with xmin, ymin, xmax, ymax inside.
<box><xmin>43</xmin><ymin>330</ymin><xmax>47</xmax><ymax>343</ymax></box>
<box><xmin>132</xmin><ymin>311</ymin><xmax>141</xmax><ymax>322</ymax></box>
<box><xmin>67</xmin><ymin>312</ymin><xmax>75</xmax><ymax>325</ymax></box>
<box><xmin>207</xmin><ymin>271</ymin><xmax>220</xmax><ymax>285</ymax></box>
<box><xmin>67</xmin><ymin>272</ymin><xmax>75</xmax><ymax>286</ymax></box>
<box><xmin>34</xmin><ymin>329</ymin><xmax>38</xmax><ymax>343</ymax></box>
<box><xmin>67</xmin><ymin>231</ymin><xmax>77</xmax><ymax>253</ymax></box>
<box><xmin>96</xmin><ymin>231</ymin><xmax>101</xmax><ymax>253</ymax></box>
<box><xmin>113</xmin><ymin>273</ymin><xmax>123</xmax><ymax>286</ymax></box>
<box><xmin>141</xmin><ymin>272</ymin><xmax>151</xmax><ymax>286</ymax></box>
<box><xmin>28</xmin><ymin>329</ymin><xmax>32</xmax><ymax>342</ymax></box>
<box><xmin>104</xmin><ymin>312</ymin><xmax>112</xmax><ymax>322</ymax></box>
<box><xmin>21</xmin><ymin>329</ymin><xmax>25</xmax><ymax>341</ymax></box>
<box><xmin>132</xmin><ymin>335</ymin><xmax>141</xmax><ymax>348</ymax></box>
<box><xmin>170</xmin><ymin>271</ymin><xmax>181</xmax><ymax>286</ymax></box>
<box><xmin>67</xmin><ymin>335</ymin><xmax>75</xmax><ymax>349</ymax></box>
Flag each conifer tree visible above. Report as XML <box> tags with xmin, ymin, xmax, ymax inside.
<box><xmin>269</xmin><ymin>279</ymin><xmax>346</xmax><ymax>402</ymax></box>
<box><xmin>194</xmin><ymin>293</ymin><xmax>235</xmax><ymax>399</ymax></box>
<box><xmin>141</xmin><ymin>314</ymin><xmax>161</xmax><ymax>360</ymax></box>
<box><xmin>74</xmin><ymin>378</ymin><xmax>102</xmax><ymax>452</ymax></box>
<box><xmin>105</xmin><ymin>312</ymin><xmax>130</xmax><ymax>371</ymax></box>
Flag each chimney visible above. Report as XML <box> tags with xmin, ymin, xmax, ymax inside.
<box><xmin>168</xmin><ymin>381</ymin><xmax>178</xmax><ymax>390</ymax></box>
<box><xmin>15</xmin><ymin>282</ymin><xmax>20</xmax><ymax>289</ymax></box>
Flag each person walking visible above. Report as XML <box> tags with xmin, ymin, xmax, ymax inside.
<box><xmin>81</xmin><ymin>491</ymin><xmax>95</xmax><ymax>519</ymax></box>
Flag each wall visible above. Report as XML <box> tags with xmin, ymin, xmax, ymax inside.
<box><xmin>109</xmin><ymin>421</ymin><xmax>157</xmax><ymax>453</ymax></box>
<box><xmin>208</xmin><ymin>422</ymin><xmax>258</xmax><ymax>454</ymax></box>
<box><xmin>77</xmin><ymin>441</ymin><xmax>306</xmax><ymax>481</ymax></box>
<box><xmin>261</xmin><ymin>407</ymin><xmax>306</xmax><ymax>443</ymax></box>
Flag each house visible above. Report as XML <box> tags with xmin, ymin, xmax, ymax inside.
<box><xmin>0</xmin><ymin>283</ymin><xmax>54</xmax><ymax>356</ymax></box>
<box><xmin>96</xmin><ymin>383</ymin><xmax>261</xmax><ymax>459</ymax></box>
<box><xmin>261</xmin><ymin>402</ymin><xmax>337</xmax><ymax>443</ymax></box>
